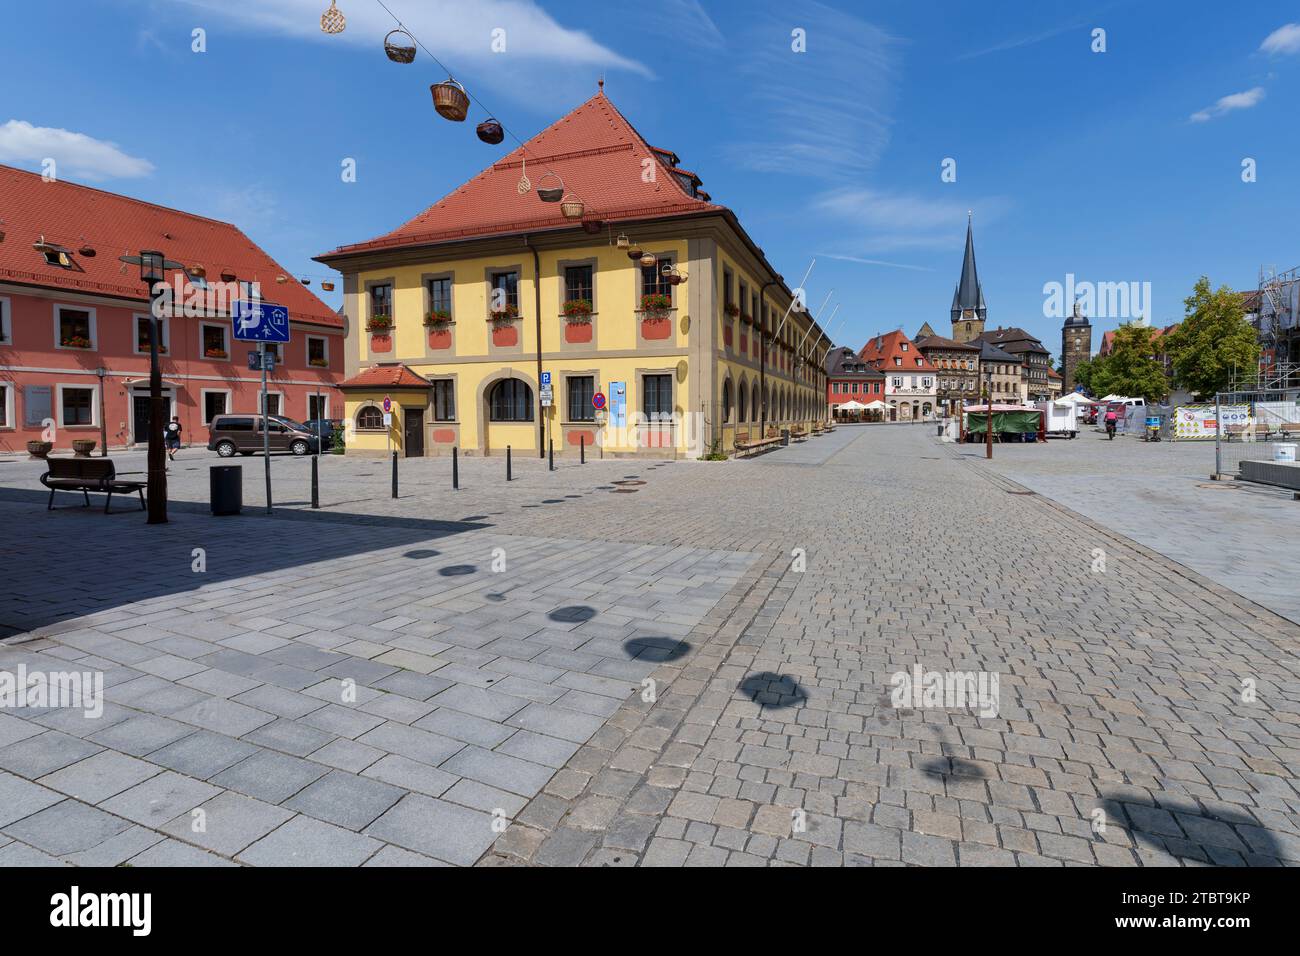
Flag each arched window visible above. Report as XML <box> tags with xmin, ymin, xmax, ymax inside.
<box><xmin>722</xmin><ymin>379</ymin><xmax>733</xmax><ymax>424</ymax></box>
<box><xmin>356</xmin><ymin>405</ymin><xmax>384</xmax><ymax>430</ymax></box>
<box><xmin>738</xmin><ymin>382</ymin><xmax>748</xmax><ymax>423</ymax></box>
<box><xmin>751</xmin><ymin>383</ymin><xmax>760</xmax><ymax>422</ymax></box>
<box><xmin>489</xmin><ymin>379</ymin><xmax>533</xmax><ymax>422</ymax></box>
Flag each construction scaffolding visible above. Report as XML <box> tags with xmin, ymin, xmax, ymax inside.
<box><xmin>1255</xmin><ymin>264</ymin><xmax>1300</xmax><ymax>390</ymax></box>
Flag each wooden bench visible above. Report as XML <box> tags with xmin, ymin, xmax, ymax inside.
<box><xmin>1224</xmin><ymin>424</ymin><xmax>1250</xmax><ymax>441</ymax></box>
<box><xmin>734</xmin><ymin>431</ymin><xmax>782</xmax><ymax>458</ymax></box>
<box><xmin>1267</xmin><ymin>422</ymin><xmax>1300</xmax><ymax>440</ymax></box>
<box><xmin>40</xmin><ymin>458</ymin><xmax>147</xmax><ymax>513</ymax></box>
<box><xmin>790</xmin><ymin>426</ymin><xmax>808</xmax><ymax>442</ymax></box>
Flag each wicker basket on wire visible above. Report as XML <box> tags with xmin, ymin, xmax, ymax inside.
<box><xmin>430</xmin><ymin>79</ymin><xmax>470</xmax><ymax>122</ymax></box>
<box><xmin>384</xmin><ymin>29</ymin><xmax>416</xmax><ymax>63</ymax></box>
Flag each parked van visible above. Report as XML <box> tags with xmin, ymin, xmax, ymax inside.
<box><xmin>207</xmin><ymin>414</ymin><xmax>321</xmax><ymax>457</ymax></box>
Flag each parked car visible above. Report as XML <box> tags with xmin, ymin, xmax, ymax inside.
<box><xmin>303</xmin><ymin>418</ymin><xmax>342</xmax><ymax>449</ymax></box>
<box><xmin>207</xmin><ymin>414</ymin><xmax>321</xmax><ymax>457</ymax></box>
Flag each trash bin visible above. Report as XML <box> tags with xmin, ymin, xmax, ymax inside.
<box><xmin>780</xmin><ymin>428</ymin><xmax>790</xmax><ymax>447</ymax></box>
<box><xmin>1276</xmin><ymin>443</ymin><xmax>1297</xmax><ymax>462</ymax></box>
<box><xmin>210</xmin><ymin>465</ymin><xmax>242</xmax><ymax>516</ymax></box>
<box><xmin>937</xmin><ymin>423</ymin><xmax>944</xmax><ymax>437</ymax></box>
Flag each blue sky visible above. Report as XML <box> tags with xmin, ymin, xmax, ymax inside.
<box><xmin>3</xmin><ymin>0</ymin><xmax>1299</xmax><ymax>359</ymax></box>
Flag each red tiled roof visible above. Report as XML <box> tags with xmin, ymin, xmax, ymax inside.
<box><xmin>859</xmin><ymin>329</ymin><xmax>932</xmax><ymax>371</ymax></box>
<box><xmin>319</xmin><ymin>93</ymin><xmax>724</xmax><ymax>258</ymax></box>
<box><xmin>0</xmin><ymin>164</ymin><xmax>339</xmax><ymax>328</ymax></box>
<box><xmin>338</xmin><ymin>364</ymin><xmax>432</xmax><ymax>390</ymax></box>
<box><xmin>1097</xmin><ymin>322</ymin><xmax>1179</xmax><ymax>356</ymax></box>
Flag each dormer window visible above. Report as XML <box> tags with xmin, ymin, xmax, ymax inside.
<box><xmin>44</xmin><ymin>250</ymin><xmax>73</xmax><ymax>269</ymax></box>
<box><xmin>901</xmin><ymin>343</ymin><xmax>908</xmax><ymax>351</ymax></box>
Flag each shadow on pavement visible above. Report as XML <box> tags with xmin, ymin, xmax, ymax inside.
<box><xmin>1097</xmin><ymin>792</ymin><xmax>1291</xmax><ymax>866</ymax></box>
<box><xmin>0</xmin><ymin>487</ymin><xmax>490</xmax><ymax>637</ymax></box>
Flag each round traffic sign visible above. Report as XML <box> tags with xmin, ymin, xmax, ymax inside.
<box><xmin>592</xmin><ymin>391</ymin><xmax>607</xmax><ymax>410</ymax></box>
<box><xmin>382</xmin><ymin>396</ymin><xmax>392</xmax><ymax>413</ymax></box>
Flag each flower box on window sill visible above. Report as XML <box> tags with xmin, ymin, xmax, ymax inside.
<box><xmin>366</xmin><ymin>316</ymin><xmax>392</xmax><ymax>332</ymax></box>
<box><xmin>562</xmin><ymin>299</ymin><xmax>593</xmax><ymax>321</ymax></box>
<box><xmin>488</xmin><ymin>306</ymin><xmax>521</xmax><ymax>324</ymax></box>
<box><xmin>640</xmin><ymin>293</ymin><xmax>672</xmax><ymax>319</ymax></box>
<box><xmin>423</xmin><ymin>309</ymin><xmax>453</xmax><ymax>328</ymax></box>
<box><xmin>61</xmin><ymin>336</ymin><xmax>92</xmax><ymax>349</ymax></box>
<box><xmin>723</xmin><ymin>303</ymin><xmax>740</xmax><ymax>318</ymax></box>
<box><xmin>739</xmin><ymin>314</ymin><xmax>754</xmax><ymax>326</ymax></box>
<box><xmin>205</xmin><ymin>348</ymin><xmax>228</xmax><ymax>359</ymax></box>
<box><xmin>309</xmin><ymin>358</ymin><xmax>329</xmax><ymax>368</ymax></box>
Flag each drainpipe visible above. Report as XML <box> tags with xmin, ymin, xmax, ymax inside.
<box><xmin>525</xmin><ymin>237</ymin><xmax>544</xmax><ymax>457</ymax></box>
<box><xmin>759</xmin><ymin>280</ymin><xmax>780</xmax><ymax>433</ymax></box>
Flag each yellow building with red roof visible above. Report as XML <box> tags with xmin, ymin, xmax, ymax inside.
<box><xmin>316</xmin><ymin>91</ymin><xmax>827</xmax><ymax>459</ymax></box>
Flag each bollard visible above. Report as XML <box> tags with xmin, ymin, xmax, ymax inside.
<box><xmin>391</xmin><ymin>451</ymin><xmax>398</xmax><ymax>499</ymax></box>
<box><xmin>506</xmin><ymin>445</ymin><xmax>512</xmax><ymax>482</ymax></box>
<box><xmin>548</xmin><ymin>439</ymin><xmax>554</xmax><ymax>472</ymax></box>
<box><xmin>311</xmin><ymin>454</ymin><xmax>319</xmax><ymax>509</ymax></box>
<box><xmin>580</xmin><ymin>434</ymin><xmax>585</xmax><ymax>464</ymax></box>
<box><xmin>452</xmin><ymin>446</ymin><xmax>459</xmax><ymax>490</ymax></box>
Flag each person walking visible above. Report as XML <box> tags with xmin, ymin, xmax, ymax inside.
<box><xmin>165</xmin><ymin>416</ymin><xmax>182</xmax><ymax>461</ymax></box>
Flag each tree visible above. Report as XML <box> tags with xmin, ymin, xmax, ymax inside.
<box><xmin>1088</xmin><ymin>325</ymin><xmax>1168</xmax><ymax>403</ymax></box>
<box><xmin>1073</xmin><ymin>357</ymin><xmax>1095</xmax><ymax>394</ymax></box>
<box><xmin>1164</xmin><ymin>276</ymin><xmax>1259</xmax><ymax>400</ymax></box>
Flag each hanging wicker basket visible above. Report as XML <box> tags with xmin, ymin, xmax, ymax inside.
<box><xmin>639</xmin><ymin>252</ymin><xmax>657</xmax><ymax>267</ymax></box>
<box><xmin>320</xmin><ymin>1</ymin><xmax>346</xmax><ymax>34</ymax></box>
<box><xmin>536</xmin><ymin>171</ymin><xmax>564</xmax><ymax>203</ymax></box>
<box><xmin>384</xmin><ymin>29</ymin><xmax>416</xmax><ymax>63</ymax></box>
<box><xmin>616</xmin><ymin>233</ymin><xmax>630</xmax><ymax>249</ymax></box>
<box><xmin>476</xmin><ymin>118</ymin><xmax>504</xmax><ymax>145</ymax></box>
<box><xmin>321</xmin><ymin>281</ymin><xmax>335</xmax><ymax>292</ymax></box>
<box><xmin>560</xmin><ymin>194</ymin><xmax>585</xmax><ymax>220</ymax></box>
<box><xmin>430</xmin><ymin>79</ymin><xmax>470</xmax><ymax>122</ymax></box>
<box><xmin>516</xmin><ymin>157</ymin><xmax>531</xmax><ymax>195</ymax></box>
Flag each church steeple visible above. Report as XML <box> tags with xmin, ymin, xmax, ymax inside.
<box><xmin>950</xmin><ymin>212</ymin><xmax>987</xmax><ymax>342</ymax></box>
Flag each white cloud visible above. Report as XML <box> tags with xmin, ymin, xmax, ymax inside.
<box><xmin>0</xmin><ymin>120</ymin><xmax>154</xmax><ymax>181</ymax></box>
<box><xmin>169</xmin><ymin>0</ymin><xmax>649</xmax><ymax>76</ymax></box>
<box><xmin>725</xmin><ymin>2</ymin><xmax>900</xmax><ymax>179</ymax></box>
<box><xmin>812</xmin><ymin>189</ymin><xmax>1010</xmax><ymax>253</ymax></box>
<box><xmin>1260</xmin><ymin>23</ymin><xmax>1300</xmax><ymax>55</ymax></box>
<box><xmin>817</xmin><ymin>253</ymin><xmax>933</xmax><ymax>272</ymax></box>
<box><xmin>1189</xmin><ymin>86</ymin><xmax>1265</xmax><ymax>122</ymax></box>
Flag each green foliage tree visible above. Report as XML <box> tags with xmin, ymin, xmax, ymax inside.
<box><xmin>1164</xmin><ymin>276</ymin><xmax>1260</xmax><ymax>400</ymax></box>
<box><xmin>1088</xmin><ymin>325</ymin><xmax>1168</xmax><ymax>403</ymax></box>
<box><xmin>1072</xmin><ymin>357</ymin><xmax>1095</xmax><ymax>394</ymax></box>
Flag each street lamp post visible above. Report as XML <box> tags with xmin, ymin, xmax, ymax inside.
<box><xmin>95</xmin><ymin>366</ymin><xmax>108</xmax><ymax>457</ymax></box>
<box><xmin>985</xmin><ymin>365</ymin><xmax>994</xmax><ymax>460</ymax></box>
<box><xmin>138</xmin><ymin>251</ymin><xmax>168</xmax><ymax>524</ymax></box>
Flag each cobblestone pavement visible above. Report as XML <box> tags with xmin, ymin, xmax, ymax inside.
<box><xmin>0</xmin><ymin>424</ymin><xmax>1297</xmax><ymax>866</ymax></box>
<box><xmin>976</xmin><ymin>429</ymin><xmax>1300</xmax><ymax>625</ymax></box>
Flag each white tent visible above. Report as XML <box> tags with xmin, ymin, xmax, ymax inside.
<box><xmin>1052</xmin><ymin>392</ymin><xmax>1099</xmax><ymax>407</ymax></box>
<box><xmin>838</xmin><ymin>400</ymin><xmax>868</xmax><ymax>411</ymax></box>
<box><xmin>863</xmin><ymin>400</ymin><xmax>888</xmax><ymax>410</ymax></box>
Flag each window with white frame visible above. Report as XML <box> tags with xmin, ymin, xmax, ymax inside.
<box><xmin>58</xmin><ymin>384</ymin><xmax>96</xmax><ymax>426</ymax></box>
<box><xmin>202</xmin><ymin>390</ymin><xmax>229</xmax><ymax>424</ymax></box>
<box><xmin>0</xmin><ymin>383</ymin><xmax>11</xmax><ymax>427</ymax></box>
<box><xmin>307</xmin><ymin>336</ymin><xmax>329</xmax><ymax>368</ymax></box>
<box><xmin>0</xmin><ymin>297</ymin><xmax>9</xmax><ymax>343</ymax></box>
<box><xmin>201</xmin><ymin>323</ymin><xmax>229</xmax><ymax>359</ymax></box>
<box><xmin>135</xmin><ymin>315</ymin><xmax>169</xmax><ymax>355</ymax></box>
<box><xmin>55</xmin><ymin>305</ymin><xmax>96</xmax><ymax>350</ymax></box>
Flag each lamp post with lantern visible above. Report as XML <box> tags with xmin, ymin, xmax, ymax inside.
<box><xmin>120</xmin><ymin>249</ymin><xmax>181</xmax><ymax>524</ymax></box>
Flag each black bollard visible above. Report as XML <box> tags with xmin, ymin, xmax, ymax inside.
<box><xmin>580</xmin><ymin>434</ymin><xmax>585</xmax><ymax>464</ymax></box>
<box><xmin>506</xmin><ymin>445</ymin><xmax>512</xmax><ymax>482</ymax></box>
<box><xmin>452</xmin><ymin>446</ymin><xmax>459</xmax><ymax>490</ymax></box>
<box><xmin>311</xmin><ymin>454</ymin><xmax>319</xmax><ymax>509</ymax></box>
<box><xmin>548</xmin><ymin>439</ymin><xmax>554</xmax><ymax>472</ymax></box>
<box><xmin>391</xmin><ymin>451</ymin><xmax>398</xmax><ymax>499</ymax></box>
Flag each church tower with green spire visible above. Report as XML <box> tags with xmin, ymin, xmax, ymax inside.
<box><xmin>950</xmin><ymin>213</ymin><xmax>987</xmax><ymax>344</ymax></box>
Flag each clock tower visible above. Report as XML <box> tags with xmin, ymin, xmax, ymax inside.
<box><xmin>950</xmin><ymin>213</ymin><xmax>987</xmax><ymax>343</ymax></box>
<box><xmin>1061</xmin><ymin>302</ymin><xmax>1092</xmax><ymax>393</ymax></box>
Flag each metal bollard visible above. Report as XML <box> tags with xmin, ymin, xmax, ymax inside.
<box><xmin>391</xmin><ymin>451</ymin><xmax>398</xmax><ymax>499</ymax></box>
<box><xmin>548</xmin><ymin>439</ymin><xmax>554</xmax><ymax>472</ymax></box>
<box><xmin>452</xmin><ymin>446</ymin><xmax>459</xmax><ymax>490</ymax></box>
<box><xmin>580</xmin><ymin>434</ymin><xmax>585</xmax><ymax>464</ymax></box>
<box><xmin>506</xmin><ymin>445</ymin><xmax>512</xmax><ymax>482</ymax></box>
<box><xmin>311</xmin><ymin>454</ymin><xmax>319</xmax><ymax>509</ymax></box>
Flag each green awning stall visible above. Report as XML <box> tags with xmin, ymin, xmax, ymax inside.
<box><xmin>964</xmin><ymin>410</ymin><xmax>1042</xmax><ymax>434</ymax></box>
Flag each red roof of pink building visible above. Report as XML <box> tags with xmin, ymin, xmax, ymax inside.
<box><xmin>338</xmin><ymin>364</ymin><xmax>432</xmax><ymax>390</ymax></box>
<box><xmin>0</xmin><ymin>163</ymin><xmax>339</xmax><ymax>328</ymax></box>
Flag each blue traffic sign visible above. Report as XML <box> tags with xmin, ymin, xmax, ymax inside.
<box><xmin>247</xmin><ymin>351</ymin><xmax>275</xmax><ymax>372</ymax></box>
<box><xmin>232</xmin><ymin>300</ymin><xmax>290</xmax><ymax>342</ymax></box>
<box><xmin>540</xmin><ymin>371</ymin><xmax>552</xmax><ymax>386</ymax></box>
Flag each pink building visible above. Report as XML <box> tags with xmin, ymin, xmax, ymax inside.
<box><xmin>0</xmin><ymin>164</ymin><xmax>342</xmax><ymax>454</ymax></box>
